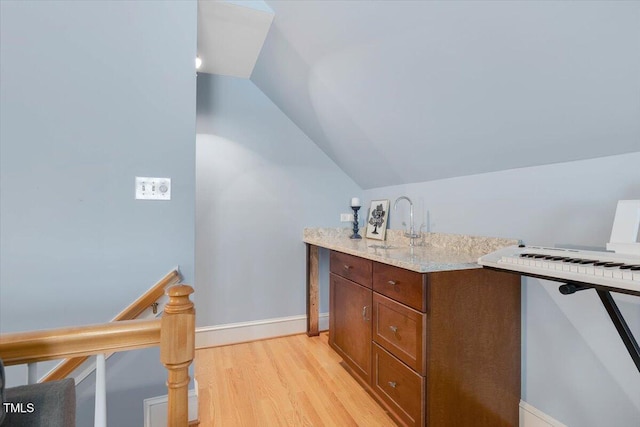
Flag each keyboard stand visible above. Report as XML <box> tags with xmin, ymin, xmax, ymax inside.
<box><xmin>479</xmin><ymin>240</ymin><xmax>640</xmax><ymax>372</ymax></box>
<box><xmin>557</xmin><ymin>281</ymin><xmax>639</xmax><ymax>372</ymax></box>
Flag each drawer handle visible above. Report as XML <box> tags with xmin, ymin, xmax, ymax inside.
<box><xmin>389</xmin><ymin>325</ymin><xmax>398</xmax><ymax>334</ymax></box>
<box><xmin>388</xmin><ymin>381</ymin><xmax>397</xmax><ymax>388</ymax></box>
<box><xmin>387</xmin><ymin>280</ymin><xmax>397</xmax><ymax>286</ymax></box>
<box><xmin>344</xmin><ymin>264</ymin><xmax>352</xmax><ymax>270</ymax></box>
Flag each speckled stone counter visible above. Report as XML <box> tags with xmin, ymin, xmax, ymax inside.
<box><xmin>303</xmin><ymin>227</ymin><xmax>518</xmax><ymax>273</ymax></box>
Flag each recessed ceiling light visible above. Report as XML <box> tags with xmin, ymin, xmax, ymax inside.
<box><xmin>195</xmin><ymin>56</ymin><xmax>202</xmax><ymax>70</ymax></box>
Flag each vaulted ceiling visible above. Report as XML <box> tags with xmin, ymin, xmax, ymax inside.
<box><xmin>201</xmin><ymin>1</ymin><xmax>640</xmax><ymax>189</ymax></box>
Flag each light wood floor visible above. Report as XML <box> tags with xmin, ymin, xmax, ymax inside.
<box><xmin>195</xmin><ymin>332</ymin><xmax>396</xmax><ymax>427</ymax></box>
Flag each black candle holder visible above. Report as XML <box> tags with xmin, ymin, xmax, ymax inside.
<box><xmin>350</xmin><ymin>206</ymin><xmax>362</xmax><ymax>239</ymax></box>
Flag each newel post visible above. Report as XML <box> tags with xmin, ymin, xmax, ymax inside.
<box><xmin>160</xmin><ymin>284</ymin><xmax>195</xmax><ymax>427</ymax></box>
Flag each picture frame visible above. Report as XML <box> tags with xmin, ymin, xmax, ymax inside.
<box><xmin>365</xmin><ymin>199</ymin><xmax>389</xmax><ymax>240</ymax></box>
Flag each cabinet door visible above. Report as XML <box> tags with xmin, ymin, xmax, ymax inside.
<box><xmin>329</xmin><ymin>273</ymin><xmax>372</xmax><ymax>384</ymax></box>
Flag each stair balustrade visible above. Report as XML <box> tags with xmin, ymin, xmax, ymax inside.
<box><xmin>0</xmin><ymin>284</ymin><xmax>195</xmax><ymax>427</ymax></box>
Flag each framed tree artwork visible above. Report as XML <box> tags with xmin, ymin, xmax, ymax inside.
<box><xmin>365</xmin><ymin>199</ymin><xmax>389</xmax><ymax>240</ymax></box>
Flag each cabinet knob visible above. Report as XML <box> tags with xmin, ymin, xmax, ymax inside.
<box><xmin>344</xmin><ymin>264</ymin><xmax>352</xmax><ymax>270</ymax></box>
<box><xmin>387</xmin><ymin>280</ymin><xmax>397</xmax><ymax>286</ymax></box>
<box><xmin>388</xmin><ymin>381</ymin><xmax>397</xmax><ymax>388</ymax></box>
<box><xmin>389</xmin><ymin>325</ymin><xmax>398</xmax><ymax>334</ymax></box>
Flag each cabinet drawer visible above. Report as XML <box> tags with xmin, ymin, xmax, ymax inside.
<box><xmin>330</xmin><ymin>251</ymin><xmax>372</xmax><ymax>288</ymax></box>
<box><xmin>373</xmin><ymin>343</ymin><xmax>425</xmax><ymax>427</ymax></box>
<box><xmin>373</xmin><ymin>262</ymin><xmax>426</xmax><ymax>311</ymax></box>
<box><xmin>373</xmin><ymin>293</ymin><xmax>426</xmax><ymax>375</ymax></box>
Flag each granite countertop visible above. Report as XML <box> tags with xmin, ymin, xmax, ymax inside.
<box><xmin>303</xmin><ymin>228</ymin><xmax>518</xmax><ymax>273</ymax></box>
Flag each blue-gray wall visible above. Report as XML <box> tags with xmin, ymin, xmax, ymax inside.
<box><xmin>195</xmin><ymin>73</ymin><xmax>361</xmax><ymax>326</ymax></box>
<box><xmin>363</xmin><ymin>152</ymin><xmax>640</xmax><ymax>427</ymax></box>
<box><xmin>0</xmin><ymin>1</ymin><xmax>197</xmax><ymax>425</ymax></box>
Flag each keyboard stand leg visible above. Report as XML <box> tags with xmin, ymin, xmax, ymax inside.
<box><xmin>558</xmin><ymin>282</ymin><xmax>590</xmax><ymax>295</ymax></box>
<box><xmin>595</xmin><ymin>289</ymin><xmax>640</xmax><ymax>373</ymax></box>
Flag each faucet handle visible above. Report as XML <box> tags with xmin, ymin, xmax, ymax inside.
<box><xmin>404</xmin><ymin>223</ymin><xmax>425</xmax><ymax>245</ymax></box>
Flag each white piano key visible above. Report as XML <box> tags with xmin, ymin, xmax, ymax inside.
<box><xmin>477</xmin><ymin>245</ymin><xmax>640</xmax><ymax>294</ymax></box>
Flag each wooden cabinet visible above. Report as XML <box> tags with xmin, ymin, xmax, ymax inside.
<box><xmin>329</xmin><ymin>272</ymin><xmax>372</xmax><ymax>383</ymax></box>
<box><xmin>329</xmin><ymin>250</ymin><xmax>521</xmax><ymax>427</ymax></box>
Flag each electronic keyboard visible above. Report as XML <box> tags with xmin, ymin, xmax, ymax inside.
<box><xmin>479</xmin><ymin>202</ymin><xmax>640</xmax><ymax>371</ymax></box>
<box><xmin>478</xmin><ymin>245</ymin><xmax>640</xmax><ymax>296</ymax></box>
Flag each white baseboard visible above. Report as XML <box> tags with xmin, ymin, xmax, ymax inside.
<box><xmin>195</xmin><ymin>312</ymin><xmax>329</xmax><ymax>349</ymax></box>
<box><xmin>144</xmin><ymin>386</ymin><xmax>198</xmax><ymax>427</ymax></box>
<box><xmin>520</xmin><ymin>400</ymin><xmax>567</xmax><ymax>427</ymax></box>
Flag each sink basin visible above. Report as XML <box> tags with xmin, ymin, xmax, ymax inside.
<box><xmin>368</xmin><ymin>244</ymin><xmax>396</xmax><ymax>249</ymax></box>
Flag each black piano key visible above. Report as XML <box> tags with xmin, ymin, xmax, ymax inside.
<box><xmin>603</xmin><ymin>262</ymin><xmax>624</xmax><ymax>268</ymax></box>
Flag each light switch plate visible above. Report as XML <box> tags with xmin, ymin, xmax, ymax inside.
<box><xmin>135</xmin><ymin>177</ymin><xmax>171</xmax><ymax>200</ymax></box>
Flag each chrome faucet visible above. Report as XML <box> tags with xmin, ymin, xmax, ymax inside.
<box><xmin>394</xmin><ymin>196</ymin><xmax>420</xmax><ymax>246</ymax></box>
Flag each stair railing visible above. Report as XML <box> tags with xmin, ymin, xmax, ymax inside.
<box><xmin>40</xmin><ymin>268</ymin><xmax>182</xmax><ymax>383</ymax></box>
<box><xmin>0</xmin><ymin>284</ymin><xmax>195</xmax><ymax>427</ymax></box>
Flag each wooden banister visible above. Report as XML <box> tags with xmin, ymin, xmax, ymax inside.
<box><xmin>116</xmin><ymin>269</ymin><xmax>181</xmax><ymax>321</ymax></box>
<box><xmin>0</xmin><ymin>284</ymin><xmax>195</xmax><ymax>427</ymax></box>
<box><xmin>0</xmin><ymin>319</ymin><xmax>161</xmax><ymax>366</ymax></box>
<box><xmin>40</xmin><ymin>268</ymin><xmax>181</xmax><ymax>382</ymax></box>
